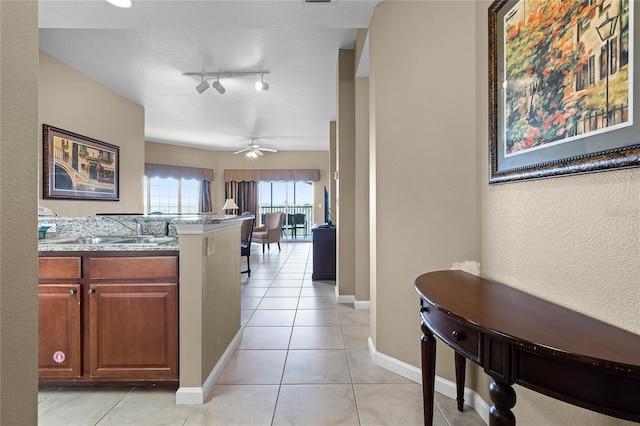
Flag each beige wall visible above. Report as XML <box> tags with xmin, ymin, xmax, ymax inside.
<box><xmin>355</xmin><ymin>86</ymin><xmax>371</xmax><ymax>301</ymax></box>
<box><xmin>0</xmin><ymin>1</ymin><xmax>39</xmax><ymax>424</ymax></box>
<box><xmin>368</xmin><ymin>0</ymin><xmax>640</xmax><ymax>424</ymax></box>
<box><xmin>370</xmin><ymin>0</ymin><xmax>479</xmax><ymax>370</ymax></box>
<box><xmin>178</xmin><ymin>225</ymin><xmax>241</xmax><ymax>387</ymax></box>
<box><xmin>329</xmin><ymin>121</ymin><xmax>337</xmax><ymax>220</ymax></box>
<box><xmin>354</xmin><ymin>28</ymin><xmax>371</xmax><ymax>303</ymax></box>
<box><xmin>38</xmin><ymin>51</ymin><xmax>145</xmax><ymax>217</ymax></box>
<box><xmin>336</xmin><ymin>49</ymin><xmax>357</xmax><ymax>297</ymax></box>
<box><xmin>146</xmin><ymin>142</ymin><xmax>330</xmax><ymax>225</ymax></box>
<box><xmin>475</xmin><ymin>1</ymin><xmax>640</xmax><ymax>424</ymax></box>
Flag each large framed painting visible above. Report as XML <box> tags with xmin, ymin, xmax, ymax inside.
<box><xmin>43</xmin><ymin>125</ymin><xmax>120</xmax><ymax>201</ymax></box>
<box><xmin>489</xmin><ymin>0</ymin><xmax>638</xmax><ymax>183</ymax></box>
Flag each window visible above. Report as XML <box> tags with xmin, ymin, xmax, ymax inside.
<box><xmin>144</xmin><ymin>176</ymin><xmax>200</xmax><ymax>214</ymax></box>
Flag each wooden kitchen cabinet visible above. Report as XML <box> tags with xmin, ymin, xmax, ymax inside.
<box><xmin>38</xmin><ymin>284</ymin><xmax>82</xmax><ymax>378</ymax></box>
<box><xmin>38</xmin><ymin>252</ymin><xmax>179</xmax><ymax>385</ymax></box>
<box><xmin>89</xmin><ymin>282</ymin><xmax>178</xmax><ymax>379</ymax></box>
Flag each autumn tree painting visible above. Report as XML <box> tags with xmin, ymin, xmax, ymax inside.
<box><xmin>504</xmin><ymin>0</ymin><xmax>631</xmax><ymax>156</ymax></box>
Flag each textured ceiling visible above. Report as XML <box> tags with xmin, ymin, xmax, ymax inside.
<box><xmin>38</xmin><ymin>0</ymin><xmax>380</xmax><ymax>152</ymax></box>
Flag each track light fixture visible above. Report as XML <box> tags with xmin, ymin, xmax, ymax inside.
<box><xmin>184</xmin><ymin>71</ymin><xmax>270</xmax><ymax>95</ymax></box>
<box><xmin>211</xmin><ymin>77</ymin><xmax>225</xmax><ymax>95</ymax></box>
<box><xmin>195</xmin><ymin>77</ymin><xmax>210</xmax><ymax>94</ymax></box>
<box><xmin>255</xmin><ymin>74</ymin><xmax>269</xmax><ymax>91</ymax></box>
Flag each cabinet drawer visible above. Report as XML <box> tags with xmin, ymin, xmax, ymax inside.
<box><xmin>421</xmin><ymin>302</ymin><xmax>480</xmax><ymax>361</ymax></box>
<box><xmin>90</xmin><ymin>256</ymin><xmax>178</xmax><ymax>279</ymax></box>
<box><xmin>39</xmin><ymin>257</ymin><xmax>81</xmax><ymax>279</ymax></box>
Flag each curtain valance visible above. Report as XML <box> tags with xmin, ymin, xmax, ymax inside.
<box><xmin>145</xmin><ymin>163</ymin><xmax>213</xmax><ymax>182</ymax></box>
<box><xmin>224</xmin><ymin>169</ymin><xmax>321</xmax><ymax>182</ymax></box>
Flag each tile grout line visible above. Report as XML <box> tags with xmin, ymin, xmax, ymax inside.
<box><xmin>269</xmin><ymin>248</ymin><xmax>305</xmax><ymax>425</ymax></box>
<box><xmin>92</xmin><ymin>386</ymin><xmax>136</xmax><ymax>426</ymax></box>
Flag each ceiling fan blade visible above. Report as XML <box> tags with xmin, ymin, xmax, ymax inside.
<box><xmin>259</xmin><ymin>147</ymin><xmax>277</xmax><ymax>152</ymax></box>
<box><xmin>256</xmin><ymin>149</ymin><xmax>264</xmax><ymax>156</ymax></box>
<box><xmin>233</xmin><ymin>148</ymin><xmax>249</xmax><ymax>154</ymax></box>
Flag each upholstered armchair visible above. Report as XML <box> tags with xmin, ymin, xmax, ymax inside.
<box><xmin>253</xmin><ymin>212</ymin><xmax>285</xmax><ymax>253</ymax></box>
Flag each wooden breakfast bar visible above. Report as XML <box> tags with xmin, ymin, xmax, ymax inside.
<box><xmin>415</xmin><ymin>270</ymin><xmax>640</xmax><ymax>426</ymax></box>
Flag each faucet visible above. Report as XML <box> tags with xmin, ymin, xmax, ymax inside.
<box><xmin>102</xmin><ymin>216</ymin><xmax>143</xmax><ymax>236</ymax></box>
<box><xmin>164</xmin><ymin>221</ymin><xmax>171</xmax><ymax>237</ymax></box>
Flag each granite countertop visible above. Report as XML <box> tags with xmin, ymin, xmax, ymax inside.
<box><xmin>38</xmin><ymin>239</ymin><xmax>179</xmax><ymax>252</ymax></box>
<box><xmin>37</xmin><ymin>214</ymin><xmax>251</xmax><ymax>252</ymax></box>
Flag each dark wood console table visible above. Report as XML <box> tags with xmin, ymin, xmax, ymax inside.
<box><xmin>415</xmin><ymin>270</ymin><xmax>640</xmax><ymax>425</ymax></box>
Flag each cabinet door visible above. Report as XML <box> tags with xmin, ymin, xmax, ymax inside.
<box><xmin>89</xmin><ymin>283</ymin><xmax>178</xmax><ymax>379</ymax></box>
<box><xmin>38</xmin><ymin>284</ymin><xmax>82</xmax><ymax>378</ymax></box>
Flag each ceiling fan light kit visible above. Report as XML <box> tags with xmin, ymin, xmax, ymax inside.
<box><xmin>234</xmin><ymin>139</ymin><xmax>278</xmax><ymax>158</ymax></box>
<box><xmin>184</xmin><ymin>71</ymin><xmax>270</xmax><ymax>95</ymax></box>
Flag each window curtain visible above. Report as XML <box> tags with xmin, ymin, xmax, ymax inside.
<box><xmin>198</xmin><ymin>180</ymin><xmax>212</xmax><ymax>213</ymax></box>
<box><xmin>145</xmin><ymin>163</ymin><xmax>213</xmax><ymax>182</ymax></box>
<box><xmin>225</xmin><ymin>181</ymin><xmax>259</xmax><ymax>218</ymax></box>
<box><xmin>224</xmin><ymin>169</ymin><xmax>320</xmax><ymax>182</ymax></box>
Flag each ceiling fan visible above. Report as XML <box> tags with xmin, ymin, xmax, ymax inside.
<box><xmin>233</xmin><ymin>139</ymin><xmax>278</xmax><ymax>158</ymax></box>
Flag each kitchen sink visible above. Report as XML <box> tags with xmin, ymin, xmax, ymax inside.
<box><xmin>43</xmin><ymin>235</ymin><xmax>177</xmax><ymax>245</ymax></box>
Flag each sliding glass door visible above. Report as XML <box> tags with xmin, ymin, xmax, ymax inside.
<box><xmin>259</xmin><ymin>181</ymin><xmax>313</xmax><ymax>238</ymax></box>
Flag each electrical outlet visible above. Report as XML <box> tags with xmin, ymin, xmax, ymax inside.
<box><xmin>41</xmin><ymin>223</ymin><xmax>56</xmax><ymax>233</ymax></box>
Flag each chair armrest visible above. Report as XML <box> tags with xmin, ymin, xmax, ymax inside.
<box><xmin>267</xmin><ymin>228</ymin><xmax>280</xmax><ymax>239</ymax></box>
<box><xmin>253</xmin><ymin>226</ymin><xmax>267</xmax><ymax>232</ymax></box>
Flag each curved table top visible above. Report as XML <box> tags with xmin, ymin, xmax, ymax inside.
<box><xmin>415</xmin><ymin>270</ymin><xmax>640</xmax><ymax>370</ymax></box>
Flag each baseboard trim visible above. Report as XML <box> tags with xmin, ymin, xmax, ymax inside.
<box><xmin>176</xmin><ymin>328</ymin><xmax>243</xmax><ymax>405</ymax></box>
<box><xmin>367</xmin><ymin>337</ymin><xmax>489</xmax><ymax>425</ymax></box>
<box><xmin>367</xmin><ymin>337</ymin><xmax>422</xmax><ymax>383</ymax></box>
<box><xmin>335</xmin><ymin>287</ymin><xmax>355</xmax><ymax>304</ymax></box>
<box><xmin>353</xmin><ymin>300</ymin><xmax>370</xmax><ymax>309</ymax></box>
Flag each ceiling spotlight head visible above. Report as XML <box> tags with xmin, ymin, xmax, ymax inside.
<box><xmin>212</xmin><ymin>77</ymin><xmax>226</xmax><ymax>95</ymax></box>
<box><xmin>196</xmin><ymin>77</ymin><xmax>210</xmax><ymax>94</ymax></box>
<box><xmin>255</xmin><ymin>75</ymin><xmax>269</xmax><ymax>91</ymax></box>
<box><xmin>106</xmin><ymin>0</ymin><xmax>133</xmax><ymax>8</ymax></box>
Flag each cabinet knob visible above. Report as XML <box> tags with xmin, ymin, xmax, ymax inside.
<box><xmin>452</xmin><ymin>330</ymin><xmax>463</xmax><ymax>342</ymax></box>
<box><xmin>88</xmin><ymin>289</ymin><xmax>95</xmax><ymax>295</ymax></box>
<box><xmin>69</xmin><ymin>289</ymin><xmax>77</xmax><ymax>295</ymax></box>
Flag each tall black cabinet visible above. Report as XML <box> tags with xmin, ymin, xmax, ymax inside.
<box><xmin>311</xmin><ymin>225</ymin><xmax>336</xmax><ymax>280</ymax></box>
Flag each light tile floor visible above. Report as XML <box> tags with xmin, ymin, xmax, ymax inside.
<box><xmin>38</xmin><ymin>242</ymin><xmax>485</xmax><ymax>426</ymax></box>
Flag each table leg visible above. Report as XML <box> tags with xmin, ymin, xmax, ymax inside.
<box><xmin>489</xmin><ymin>380</ymin><xmax>516</xmax><ymax>426</ymax></box>
<box><xmin>454</xmin><ymin>352</ymin><xmax>466</xmax><ymax>411</ymax></box>
<box><xmin>421</xmin><ymin>321</ymin><xmax>436</xmax><ymax>426</ymax></box>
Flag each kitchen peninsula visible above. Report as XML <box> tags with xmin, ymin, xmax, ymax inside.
<box><xmin>38</xmin><ymin>214</ymin><xmax>248</xmax><ymax>404</ymax></box>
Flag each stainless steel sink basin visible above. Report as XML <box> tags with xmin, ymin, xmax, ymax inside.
<box><xmin>121</xmin><ymin>236</ymin><xmax>177</xmax><ymax>244</ymax></box>
<box><xmin>43</xmin><ymin>235</ymin><xmax>177</xmax><ymax>245</ymax></box>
